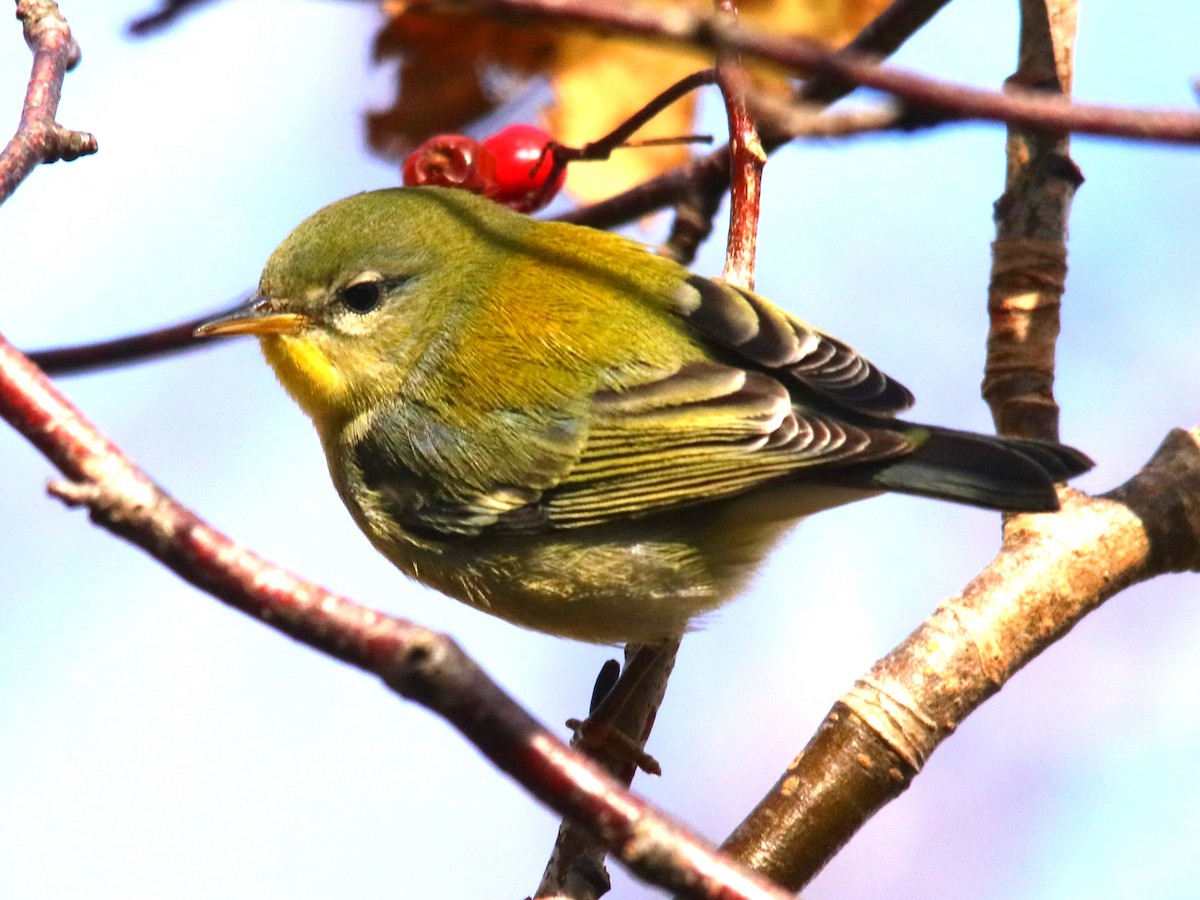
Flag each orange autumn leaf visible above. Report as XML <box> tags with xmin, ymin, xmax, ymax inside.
<box><xmin>372</xmin><ymin>1</ymin><xmax>891</xmax><ymax>202</ymax></box>
<box><xmin>367</xmin><ymin>12</ymin><xmax>559</xmax><ymax>159</ymax></box>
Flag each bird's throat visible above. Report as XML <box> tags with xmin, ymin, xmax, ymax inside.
<box><xmin>260</xmin><ymin>334</ymin><xmax>351</xmax><ymax>435</ymax></box>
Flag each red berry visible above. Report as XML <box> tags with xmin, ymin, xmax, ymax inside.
<box><xmin>481</xmin><ymin>124</ymin><xmax>565</xmax><ymax>213</ymax></box>
<box><xmin>402</xmin><ymin>134</ymin><xmax>497</xmax><ymax>196</ymax></box>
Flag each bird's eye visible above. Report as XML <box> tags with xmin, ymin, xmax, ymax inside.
<box><xmin>338</xmin><ymin>279</ymin><xmax>384</xmax><ymax>314</ymax></box>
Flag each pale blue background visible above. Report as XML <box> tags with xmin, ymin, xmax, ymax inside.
<box><xmin>1</xmin><ymin>2</ymin><xmax>1198</xmax><ymax>898</ymax></box>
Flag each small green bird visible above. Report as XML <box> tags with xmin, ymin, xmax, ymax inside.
<box><xmin>198</xmin><ymin>187</ymin><xmax>1091</xmax><ymax>644</ymax></box>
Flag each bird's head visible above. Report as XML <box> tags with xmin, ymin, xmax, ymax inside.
<box><xmin>197</xmin><ymin>187</ymin><xmax>531</xmax><ymax>434</ymax></box>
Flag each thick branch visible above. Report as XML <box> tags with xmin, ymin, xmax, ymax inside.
<box><xmin>722</xmin><ymin>430</ymin><xmax>1200</xmax><ymax>890</ymax></box>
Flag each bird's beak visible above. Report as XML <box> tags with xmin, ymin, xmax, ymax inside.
<box><xmin>194</xmin><ymin>296</ymin><xmax>309</xmax><ymax>338</ymax></box>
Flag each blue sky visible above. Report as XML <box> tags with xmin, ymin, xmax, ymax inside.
<box><xmin>1</xmin><ymin>2</ymin><xmax>1198</xmax><ymax>898</ymax></box>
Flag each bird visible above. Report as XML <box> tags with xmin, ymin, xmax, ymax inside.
<box><xmin>197</xmin><ymin>186</ymin><xmax>1092</xmax><ymax>644</ymax></box>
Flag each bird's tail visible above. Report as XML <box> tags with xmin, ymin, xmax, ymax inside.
<box><xmin>860</xmin><ymin>426</ymin><xmax>1093</xmax><ymax>512</ymax></box>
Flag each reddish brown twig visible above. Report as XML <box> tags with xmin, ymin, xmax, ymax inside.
<box><xmin>424</xmin><ymin>0</ymin><xmax>1200</xmax><ymax>145</ymax></box>
<box><xmin>1</xmin><ymin>1</ymin><xmax>97</xmax><ymax>204</ymax></box>
<box><xmin>713</xmin><ymin>0</ymin><xmax>763</xmax><ymax>291</ymax></box>
<box><xmin>25</xmin><ymin>308</ymin><xmax>239</xmax><ymax>376</ymax></box>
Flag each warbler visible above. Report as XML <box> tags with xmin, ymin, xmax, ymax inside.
<box><xmin>197</xmin><ymin>187</ymin><xmax>1091</xmax><ymax>644</ymax></box>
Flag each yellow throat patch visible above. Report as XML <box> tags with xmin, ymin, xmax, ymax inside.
<box><xmin>260</xmin><ymin>333</ymin><xmax>350</xmax><ymax>434</ymax></box>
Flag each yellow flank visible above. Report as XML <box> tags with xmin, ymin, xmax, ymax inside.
<box><xmin>260</xmin><ymin>334</ymin><xmax>349</xmax><ymax>435</ymax></box>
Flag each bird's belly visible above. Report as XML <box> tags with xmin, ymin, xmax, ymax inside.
<box><xmin>381</xmin><ymin>528</ymin><xmax>725</xmax><ymax>644</ymax></box>
<box><xmin>369</xmin><ymin>481</ymin><xmax>873</xmax><ymax>644</ymax></box>
<box><xmin>333</xmin><ymin>437</ymin><xmax>877</xmax><ymax>643</ymax></box>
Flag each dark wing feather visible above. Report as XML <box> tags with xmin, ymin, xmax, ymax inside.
<box><xmin>673</xmin><ymin>275</ymin><xmax>914</xmax><ymax>416</ymax></box>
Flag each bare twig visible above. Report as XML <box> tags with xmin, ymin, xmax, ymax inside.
<box><xmin>25</xmin><ymin>307</ymin><xmax>240</xmax><ymax>376</ymax></box>
<box><xmin>559</xmin><ymin>68</ymin><xmax>717</xmax><ymax>154</ymax></box>
<box><xmin>126</xmin><ymin>0</ymin><xmax>212</xmax><ymax>35</ymax></box>
<box><xmin>0</xmin><ymin>0</ymin><xmax>96</xmax><ymax>204</ymax></box>
<box><xmin>797</xmin><ymin>0</ymin><xmax>956</xmax><ymax>105</ymax></box>
<box><xmin>713</xmin><ymin>0</ymin><xmax>763</xmax><ymax>290</ymax></box>
<box><xmin>746</xmin><ymin>95</ymin><xmax>911</xmax><ymax>140</ymax></box>
<box><xmin>531</xmin><ymin>69</ymin><xmax>718</xmax><ymax>216</ymax></box>
<box><xmin>560</xmin><ymin>0</ymin><xmax>953</xmax><ymax>233</ymax></box>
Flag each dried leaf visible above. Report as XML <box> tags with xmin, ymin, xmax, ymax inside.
<box><xmin>372</xmin><ymin>0</ymin><xmax>893</xmax><ymax>201</ymax></box>
<box><xmin>368</xmin><ymin>10</ymin><xmax>558</xmax><ymax>156</ymax></box>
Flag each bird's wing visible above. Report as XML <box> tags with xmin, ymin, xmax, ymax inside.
<box><xmin>493</xmin><ymin>361</ymin><xmax>913</xmax><ymax>533</ymax></box>
<box><xmin>671</xmin><ymin>275</ymin><xmax>915</xmax><ymax>417</ymax></box>
<box><xmin>352</xmin><ymin>361</ymin><xmax>913</xmax><ymax>540</ymax></box>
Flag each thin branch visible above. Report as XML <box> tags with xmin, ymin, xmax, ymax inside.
<box><xmin>797</xmin><ymin>0</ymin><xmax>957</xmax><ymax>105</ymax></box>
<box><xmin>126</xmin><ymin>0</ymin><xmax>212</xmax><ymax>35</ymax></box>
<box><xmin>434</xmin><ymin>0</ymin><xmax>1200</xmax><ymax>145</ymax></box>
<box><xmin>713</xmin><ymin>0</ymin><xmax>763</xmax><ymax>290</ymax></box>
<box><xmin>533</xmin><ymin>68</ymin><xmax>718</xmax><ymax>216</ymax></box>
<box><xmin>1</xmin><ymin>0</ymin><xmax>96</xmax><ymax>204</ymax></box>
<box><xmin>721</xmin><ymin>432</ymin><xmax>1200</xmax><ymax>890</ymax></box>
<box><xmin>537</xmin><ymin>641</ymin><xmax>680</xmax><ymax>899</ymax></box>
<box><xmin>746</xmin><ymin>95</ymin><xmax>911</xmax><ymax>140</ymax></box>
<box><xmin>560</xmin><ymin>0</ymin><xmax>952</xmax><ymax>232</ymax></box>
<box><xmin>25</xmin><ymin>308</ymin><xmax>239</xmax><ymax>376</ymax></box>
<box><xmin>564</xmin><ymin>68</ymin><xmax>717</xmax><ymax>150</ymax></box>
<box><xmin>983</xmin><ymin>0</ymin><xmax>1080</xmax><ymax>440</ymax></box>
<box><xmin>0</xmin><ymin>332</ymin><xmax>792</xmax><ymax>900</ymax></box>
